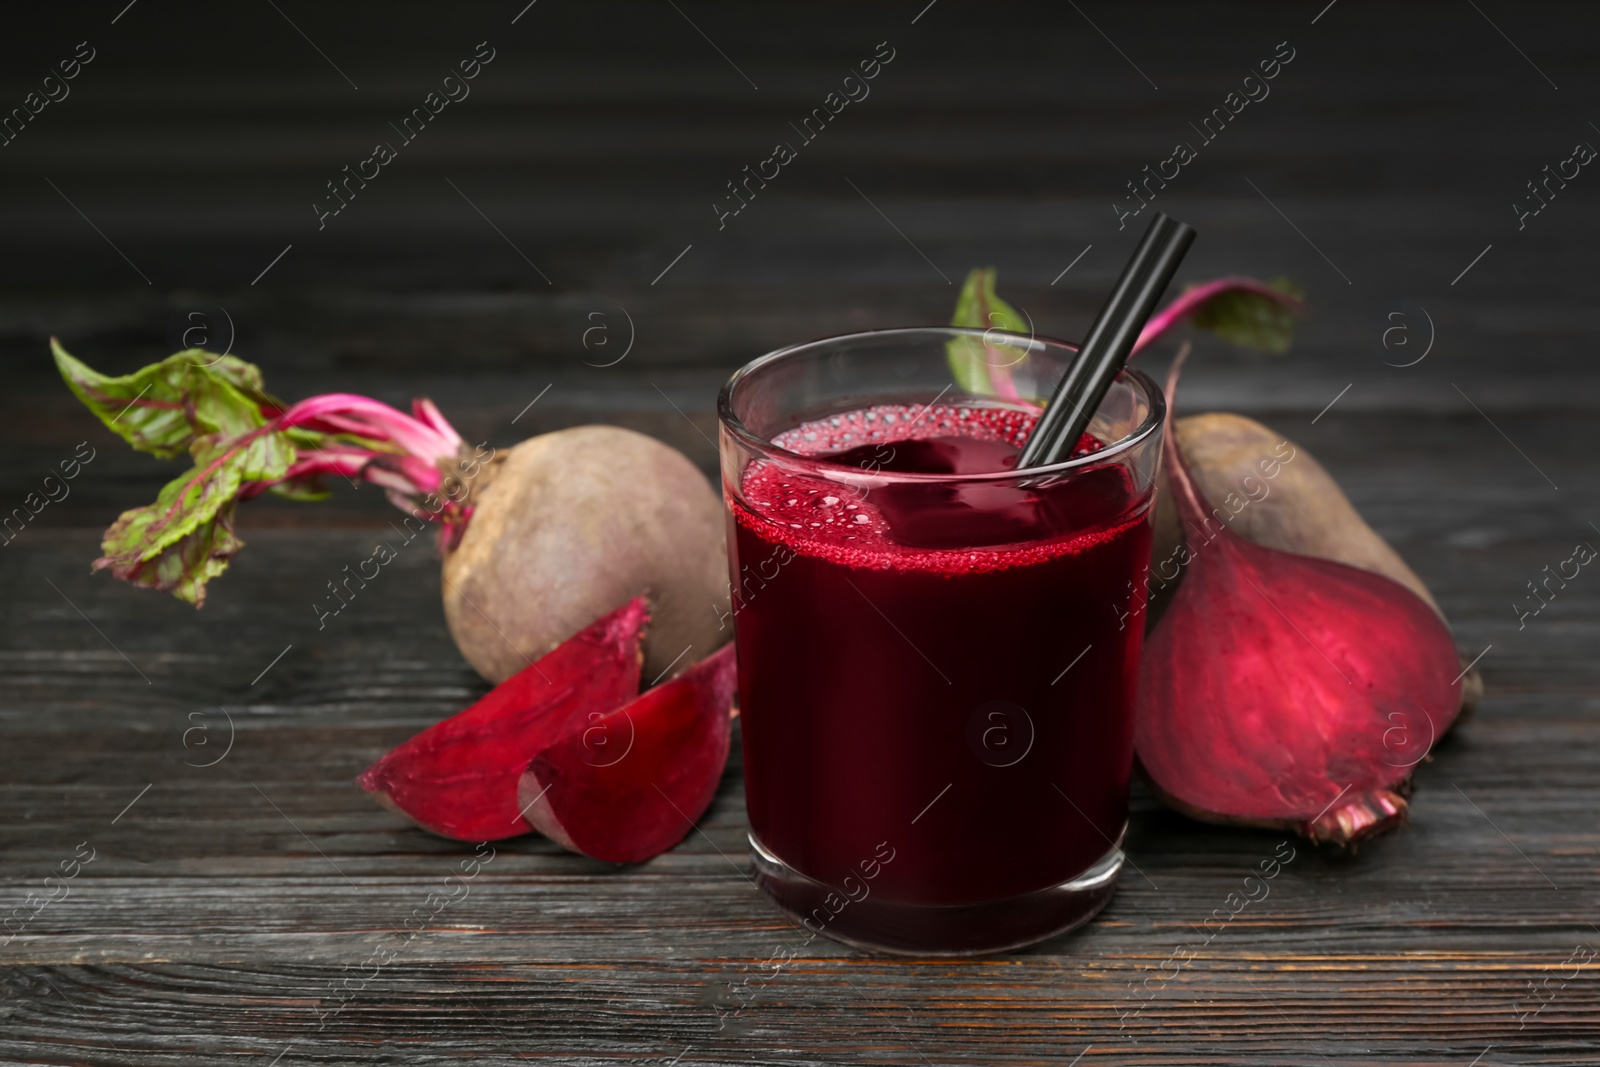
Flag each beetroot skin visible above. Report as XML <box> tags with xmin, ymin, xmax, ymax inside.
<box><xmin>442</xmin><ymin>425</ymin><xmax>730</xmax><ymax>686</ymax></box>
<box><xmin>1135</xmin><ymin>349</ymin><xmax>1463</xmax><ymax>845</ymax></box>
<box><xmin>358</xmin><ymin>597</ymin><xmax>648</xmax><ymax>840</ymax></box>
<box><xmin>518</xmin><ymin>642</ymin><xmax>736</xmax><ymax>863</ymax></box>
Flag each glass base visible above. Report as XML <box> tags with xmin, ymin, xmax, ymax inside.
<box><xmin>748</xmin><ymin>828</ymin><xmax>1125</xmax><ymax>957</ymax></box>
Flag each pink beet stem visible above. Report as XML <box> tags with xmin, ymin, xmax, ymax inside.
<box><xmin>281</xmin><ymin>393</ymin><xmax>460</xmax><ymax>463</ymax></box>
<box><xmin>234</xmin><ymin>393</ymin><xmax>468</xmax><ymax>515</ymax></box>
<box><xmin>411</xmin><ymin>397</ymin><xmax>464</xmax><ymax>451</ymax></box>
<box><xmin>1157</xmin><ymin>342</ymin><xmax>1212</xmax><ymax>527</ymax></box>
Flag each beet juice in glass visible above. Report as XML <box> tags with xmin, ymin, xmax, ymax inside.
<box><xmin>717</xmin><ymin>327</ymin><xmax>1163</xmax><ymax>955</ymax></box>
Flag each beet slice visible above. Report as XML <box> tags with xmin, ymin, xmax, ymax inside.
<box><xmin>517</xmin><ymin>642</ymin><xmax>737</xmax><ymax>863</ymax></box>
<box><xmin>357</xmin><ymin>597</ymin><xmax>648</xmax><ymax>840</ymax></box>
<box><xmin>1134</xmin><ymin>351</ymin><xmax>1463</xmax><ymax>845</ymax></box>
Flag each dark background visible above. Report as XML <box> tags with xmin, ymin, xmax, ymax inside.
<box><xmin>3</xmin><ymin>2</ymin><xmax>1597</xmax><ymax>1064</ymax></box>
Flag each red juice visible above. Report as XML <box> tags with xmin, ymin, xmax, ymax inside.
<box><xmin>727</xmin><ymin>402</ymin><xmax>1154</xmax><ymax>924</ymax></box>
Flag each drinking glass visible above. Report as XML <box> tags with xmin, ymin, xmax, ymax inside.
<box><xmin>717</xmin><ymin>327</ymin><xmax>1163</xmax><ymax>955</ymax></box>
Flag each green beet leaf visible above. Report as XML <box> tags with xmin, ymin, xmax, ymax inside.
<box><xmin>99</xmin><ymin>503</ymin><xmax>246</xmax><ymax>607</ymax></box>
<box><xmin>51</xmin><ymin>340</ymin><xmax>281</xmax><ymax>460</ymax></box>
<box><xmin>94</xmin><ymin>428</ymin><xmax>298</xmax><ymax>606</ymax></box>
<box><xmin>1187</xmin><ymin>277</ymin><xmax>1304</xmax><ymax>354</ymax></box>
<box><xmin>946</xmin><ymin>268</ymin><xmax>1031</xmax><ymax>395</ymax></box>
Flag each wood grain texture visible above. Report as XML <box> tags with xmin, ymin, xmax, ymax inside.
<box><xmin>3</xmin><ymin>1</ymin><xmax>1599</xmax><ymax>1063</ymax></box>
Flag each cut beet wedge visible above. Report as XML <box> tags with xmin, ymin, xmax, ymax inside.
<box><xmin>358</xmin><ymin>597</ymin><xmax>649</xmax><ymax>840</ymax></box>
<box><xmin>518</xmin><ymin>642</ymin><xmax>737</xmax><ymax>863</ymax></box>
<box><xmin>1134</xmin><ymin>349</ymin><xmax>1463</xmax><ymax>846</ymax></box>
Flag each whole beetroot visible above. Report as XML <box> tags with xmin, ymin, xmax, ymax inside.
<box><xmin>443</xmin><ymin>425</ymin><xmax>728</xmax><ymax>683</ymax></box>
<box><xmin>51</xmin><ymin>341</ymin><xmax>730</xmax><ymax>683</ymax></box>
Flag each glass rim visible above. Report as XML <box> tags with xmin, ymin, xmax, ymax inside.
<box><xmin>716</xmin><ymin>326</ymin><xmax>1166</xmax><ymax>485</ymax></box>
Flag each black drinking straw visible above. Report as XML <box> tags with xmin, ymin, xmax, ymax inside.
<box><xmin>1016</xmin><ymin>211</ymin><xmax>1197</xmax><ymax>468</ymax></box>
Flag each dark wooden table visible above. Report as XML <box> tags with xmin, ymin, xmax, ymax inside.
<box><xmin>4</xmin><ymin>2</ymin><xmax>1598</xmax><ymax>1063</ymax></box>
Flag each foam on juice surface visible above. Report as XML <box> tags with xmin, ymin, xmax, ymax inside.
<box><xmin>772</xmin><ymin>402</ymin><xmax>1037</xmax><ymax>456</ymax></box>
<box><xmin>733</xmin><ymin>403</ymin><xmax>1132</xmax><ymax>574</ymax></box>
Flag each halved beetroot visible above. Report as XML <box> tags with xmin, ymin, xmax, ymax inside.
<box><xmin>518</xmin><ymin>642</ymin><xmax>737</xmax><ymax>863</ymax></box>
<box><xmin>357</xmin><ymin>597</ymin><xmax>648</xmax><ymax>840</ymax></box>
